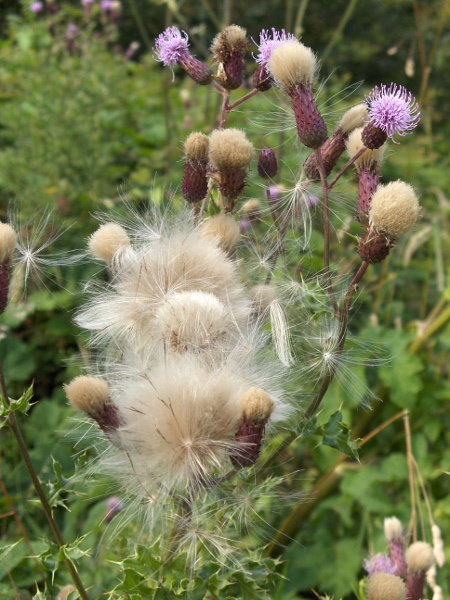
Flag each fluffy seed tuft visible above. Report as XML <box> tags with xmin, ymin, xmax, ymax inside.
<box><xmin>367</xmin><ymin>572</ymin><xmax>407</xmax><ymax>600</ymax></box>
<box><xmin>369</xmin><ymin>181</ymin><xmax>420</xmax><ymax>237</ymax></box>
<box><xmin>200</xmin><ymin>214</ymin><xmax>241</xmax><ymax>254</ymax></box>
<box><xmin>65</xmin><ymin>375</ymin><xmax>110</xmax><ymax>415</ymax></box>
<box><xmin>268</xmin><ymin>39</ymin><xmax>317</xmax><ymax>89</ymax></box>
<box><xmin>88</xmin><ymin>223</ymin><xmax>130</xmax><ymax>262</ymax></box>
<box><xmin>339</xmin><ymin>104</ymin><xmax>369</xmax><ymax>135</ymax></box>
<box><xmin>346</xmin><ymin>127</ymin><xmax>386</xmax><ymax>170</ymax></box>
<box><xmin>240</xmin><ymin>388</ymin><xmax>274</xmax><ymax>423</ymax></box>
<box><xmin>406</xmin><ymin>541</ymin><xmax>435</xmax><ymax>573</ymax></box>
<box><xmin>0</xmin><ymin>222</ymin><xmax>17</xmax><ymax>263</ymax></box>
<box><xmin>209</xmin><ymin>128</ymin><xmax>254</xmax><ymax>171</ymax></box>
<box><xmin>384</xmin><ymin>516</ymin><xmax>404</xmax><ymax>541</ymax></box>
<box><xmin>184</xmin><ymin>132</ymin><xmax>210</xmax><ymax>164</ymax></box>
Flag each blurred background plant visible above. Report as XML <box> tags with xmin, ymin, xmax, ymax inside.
<box><xmin>0</xmin><ymin>0</ymin><xmax>449</xmax><ymax>598</ymax></box>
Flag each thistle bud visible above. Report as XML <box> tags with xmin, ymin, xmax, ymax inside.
<box><xmin>367</xmin><ymin>572</ymin><xmax>407</xmax><ymax>600</ymax></box>
<box><xmin>209</xmin><ymin>128</ymin><xmax>254</xmax><ymax>210</ymax></box>
<box><xmin>211</xmin><ymin>25</ymin><xmax>248</xmax><ymax>90</ymax></box>
<box><xmin>303</xmin><ymin>104</ymin><xmax>368</xmax><ymax>181</ymax></box>
<box><xmin>406</xmin><ymin>542</ymin><xmax>435</xmax><ymax>600</ymax></box>
<box><xmin>268</xmin><ymin>40</ymin><xmax>327</xmax><ymax>148</ymax></box>
<box><xmin>253</xmin><ymin>64</ymin><xmax>272</xmax><ymax>91</ymax></box>
<box><xmin>182</xmin><ymin>132</ymin><xmax>210</xmax><ymax>203</ymax></box>
<box><xmin>231</xmin><ymin>388</ymin><xmax>274</xmax><ymax>467</ymax></box>
<box><xmin>0</xmin><ymin>222</ymin><xmax>17</xmax><ymax>314</ymax></box>
<box><xmin>65</xmin><ymin>376</ymin><xmax>122</xmax><ymax>435</ymax></box>
<box><xmin>257</xmin><ymin>148</ymin><xmax>278</xmax><ymax>179</ymax></box>
<box><xmin>346</xmin><ymin>127</ymin><xmax>386</xmax><ymax>221</ymax></box>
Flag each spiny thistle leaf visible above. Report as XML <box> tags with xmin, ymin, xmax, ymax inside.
<box><xmin>317</xmin><ymin>410</ymin><xmax>360</xmax><ymax>459</ymax></box>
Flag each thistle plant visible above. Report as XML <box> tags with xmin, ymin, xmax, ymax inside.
<box><xmin>2</xmin><ymin>14</ymin><xmax>437</xmax><ymax>598</ymax></box>
<box><xmin>60</xmin><ymin>22</ymin><xmax>425</xmax><ymax>584</ymax></box>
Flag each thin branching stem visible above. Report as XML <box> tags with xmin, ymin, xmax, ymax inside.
<box><xmin>328</xmin><ymin>146</ymin><xmax>366</xmax><ymax>190</ymax></box>
<box><xmin>0</xmin><ymin>360</ymin><xmax>90</xmax><ymax>600</ymax></box>
<box><xmin>315</xmin><ymin>148</ymin><xmax>339</xmax><ymax>313</ymax></box>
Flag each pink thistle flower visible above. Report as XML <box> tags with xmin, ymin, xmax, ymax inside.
<box><xmin>100</xmin><ymin>0</ymin><xmax>113</xmax><ymax>10</ymax></box>
<box><xmin>365</xmin><ymin>83</ymin><xmax>420</xmax><ymax>143</ymax></box>
<box><xmin>30</xmin><ymin>1</ymin><xmax>44</xmax><ymax>12</ymax></box>
<box><xmin>154</xmin><ymin>26</ymin><xmax>189</xmax><ymax>67</ymax></box>
<box><xmin>363</xmin><ymin>553</ymin><xmax>397</xmax><ymax>575</ymax></box>
<box><xmin>154</xmin><ymin>26</ymin><xmax>213</xmax><ymax>85</ymax></box>
<box><xmin>254</xmin><ymin>28</ymin><xmax>296</xmax><ymax>69</ymax></box>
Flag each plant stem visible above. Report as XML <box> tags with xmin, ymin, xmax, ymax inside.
<box><xmin>0</xmin><ymin>361</ymin><xmax>90</xmax><ymax>600</ymax></box>
<box><xmin>328</xmin><ymin>146</ymin><xmax>366</xmax><ymax>190</ymax></box>
<box><xmin>315</xmin><ymin>148</ymin><xmax>338</xmax><ymax>313</ymax></box>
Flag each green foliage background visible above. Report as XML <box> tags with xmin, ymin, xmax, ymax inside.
<box><xmin>0</xmin><ymin>0</ymin><xmax>449</xmax><ymax>598</ymax></box>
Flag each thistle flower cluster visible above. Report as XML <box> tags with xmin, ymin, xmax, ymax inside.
<box><xmin>67</xmin><ymin>209</ymin><xmax>290</xmax><ymax>505</ymax></box>
<box><xmin>363</xmin><ymin>516</ymin><xmax>445</xmax><ymax>600</ymax></box>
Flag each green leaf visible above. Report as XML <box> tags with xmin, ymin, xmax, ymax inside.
<box><xmin>317</xmin><ymin>410</ymin><xmax>360</xmax><ymax>459</ymax></box>
<box><xmin>0</xmin><ymin>384</ymin><xmax>35</xmax><ymax>427</ymax></box>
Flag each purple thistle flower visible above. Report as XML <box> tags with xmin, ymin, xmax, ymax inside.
<box><xmin>363</xmin><ymin>552</ymin><xmax>397</xmax><ymax>575</ymax></box>
<box><xmin>30</xmin><ymin>1</ymin><xmax>44</xmax><ymax>12</ymax></box>
<box><xmin>153</xmin><ymin>26</ymin><xmax>213</xmax><ymax>85</ymax></box>
<box><xmin>81</xmin><ymin>0</ymin><xmax>95</xmax><ymax>5</ymax></box>
<box><xmin>101</xmin><ymin>0</ymin><xmax>114</xmax><ymax>10</ymax></box>
<box><xmin>254</xmin><ymin>28</ymin><xmax>296</xmax><ymax>69</ymax></box>
<box><xmin>154</xmin><ymin>26</ymin><xmax>190</xmax><ymax>68</ymax></box>
<box><xmin>365</xmin><ymin>83</ymin><xmax>420</xmax><ymax>141</ymax></box>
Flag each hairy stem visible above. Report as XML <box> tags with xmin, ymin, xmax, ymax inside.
<box><xmin>0</xmin><ymin>361</ymin><xmax>90</xmax><ymax>600</ymax></box>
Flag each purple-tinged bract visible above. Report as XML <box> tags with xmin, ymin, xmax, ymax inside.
<box><xmin>365</xmin><ymin>83</ymin><xmax>420</xmax><ymax>141</ymax></box>
<box><xmin>154</xmin><ymin>26</ymin><xmax>190</xmax><ymax>67</ymax></box>
<box><xmin>254</xmin><ymin>28</ymin><xmax>296</xmax><ymax>69</ymax></box>
<box><xmin>363</xmin><ymin>553</ymin><xmax>397</xmax><ymax>575</ymax></box>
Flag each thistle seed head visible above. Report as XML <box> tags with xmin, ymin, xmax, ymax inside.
<box><xmin>346</xmin><ymin>127</ymin><xmax>386</xmax><ymax>171</ymax></box>
<box><xmin>384</xmin><ymin>516</ymin><xmax>403</xmax><ymax>542</ymax></box>
<box><xmin>406</xmin><ymin>542</ymin><xmax>435</xmax><ymax>574</ymax></box>
<box><xmin>268</xmin><ymin>39</ymin><xmax>317</xmax><ymax>89</ymax></box>
<box><xmin>209</xmin><ymin>128</ymin><xmax>254</xmax><ymax>171</ymax></box>
<box><xmin>211</xmin><ymin>25</ymin><xmax>248</xmax><ymax>89</ymax></box>
<box><xmin>0</xmin><ymin>222</ymin><xmax>17</xmax><ymax>264</ymax></box>
<box><xmin>367</xmin><ymin>572</ymin><xmax>407</xmax><ymax>600</ymax></box>
<box><xmin>65</xmin><ymin>375</ymin><xmax>122</xmax><ymax>432</ymax></box>
<box><xmin>339</xmin><ymin>103</ymin><xmax>369</xmax><ymax>135</ymax></box>
<box><xmin>200</xmin><ymin>214</ymin><xmax>241</xmax><ymax>254</ymax></box>
<box><xmin>184</xmin><ymin>132</ymin><xmax>210</xmax><ymax>164</ymax></box>
<box><xmin>88</xmin><ymin>223</ymin><xmax>130</xmax><ymax>262</ymax></box>
<box><xmin>369</xmin><ymin>181</ymin><xmax>420</xmax><ymax>237</ymax></box>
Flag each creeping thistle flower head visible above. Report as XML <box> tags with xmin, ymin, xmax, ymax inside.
<box><xmin>363</xmin><ymin>83</ymin><xmax>420</xmax><ymax>148</ymax></box>
<box><xmin>200</xmin><ymin>213</ymin><xmax>241</xmax><ymax>255</ymax></box>
<box><xmin>211</xmin><ymin>25</ymin><xmax>248</xmax><ymax>90</ymax></box>
<box><xmin>154</xmin><ymin>26</ymin><xmax>213</xmax><ymax>85</ymax></box>
<box><xmin>363</xmin><ymin>553</ymin><xmax>397</xmax><ymax>575</ymax></box>
<box><xmin>65</xmin><ymin>376</ymin><xmax>122</xmax><ymax>436</ymax></box>
<box><xmin>182</xmin><ymin>132</ymin><xmax>210</xmax><ymax>203</ymax></box>
<box><xmin>369</xmin><ymin>181</ymin><xmax>420</xmax><ymax>238</ymax></box>
<box><xmin>268</xmin><ymin>39</ymin><xmax>327</xmax><ymax>148</ymax></box>
<box><xmin>88</xmin><ymin>223</ymin><xmax>131</xmax><ymax>263</ymax></box>
<box><xmin>367</xmin><ymin>572</ymin><xmax>407</xmax><ymax>600</ymax></box>
<box><xmin>406</xmin><ymin>541</ymin><xmax>435</xmax><ymax>600</ymax></box>
<box><xmin>255</xmin><ymin>28</ymin><xmax>296</xmax><ymax>70</ymax></box>
<box><xmin>384</xmin><ymin>516</ymin><xmax>408</xmax><ymax>579</ymax></box>
<box><xmin>209</xmin><ymin>128</ymin><xmax>254</xmax><ymax>209</ymax></box>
